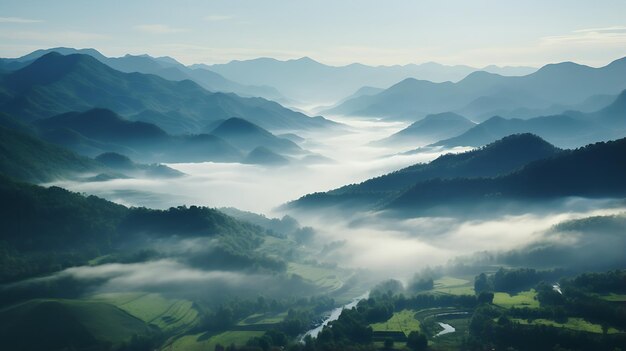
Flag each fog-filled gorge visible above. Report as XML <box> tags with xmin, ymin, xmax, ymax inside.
<box><xmin>49</xmin><ymin>116</ymin><xmax>471</xmax><ymax>213</ymax></box>
<box><xmin>41</xmin><ymin>113</ymin><xmax>626</xmax><ymax>282</ymax></box>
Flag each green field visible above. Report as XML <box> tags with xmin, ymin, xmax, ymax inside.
<box><xmin>287</xmin><ymin>262</ymin><xmax>344</xmax><ymax>291</ymax></box>
<box><xmin>237</xmin><ymin>312</ymin><xmax>287</xmax><ymax>326</ymax></box>
<box><xmin>598</xmin><ymin>293</ymin><xmax>626</xmax><ymax>302</ymax></box>
<box><xmin>512</xmin><ymin>318</ymin><xmax>622</xmax><ymax>334</ymax></box>
<box><xmin>170</xmin><ymin>331</ymin><xmax>265</xmax><ymax>351</ymax></box>
<box><xmin>493</xmin><ymin>289</ymin><xmax>539</xmax><ymax>309</ymax></box>
<box><xmin>429</xmin><ymin>276</ymin><xmax>475</xmax><ymax>296</ymax></box>
<box><xmin>0</xmin><ymin>299</ymin><xmax>153</xmax><ymax>350</ymax></box>
<box><xmin>370</xmin><ymin>309</ymin><xmax>421</xmax><ymax>336</ymax></box>
<box><xmin>91</xmin><ymin>292</ymin><xmax>200</xmax><ymax>333</ymax></box>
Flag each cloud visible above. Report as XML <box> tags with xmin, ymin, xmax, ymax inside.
<box><xmin>0</xmin><ymin>17</ymin><xmax>42</xmax><ymax>23</ymax></box>
<box><xmin>541</xmin><ymin>27</ymin><xmax>626</xmax><ymax>46</ymax></box>
<box><xmin>573</xmin><ymin>26</ymin><xmax>626</xmax><ymax>33</ymax></box>
<box><xmin>204</xmin><ymin>15</ymin><xmax>233</xmax><ymax>22</ymax></box>
<box><xmin>60</xmin><ymin>259</ymin><xmax>247</xmax><ymax>289</ymax></box>
<box><xmin>134</xmin><ymin>24</ymin><xmax>188</xmax><ymax>34</ymax></box>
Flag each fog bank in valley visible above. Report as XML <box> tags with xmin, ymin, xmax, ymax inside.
<box><xmin>44</xmin><ymin>115</ymin><xmax>626</xmax><ymax>289</ymax></box>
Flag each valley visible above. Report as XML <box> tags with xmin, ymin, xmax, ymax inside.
<box><xmin>0</xmin><ymin>3</ymin><xmax>625</xmax><ymax>349</ymax></box>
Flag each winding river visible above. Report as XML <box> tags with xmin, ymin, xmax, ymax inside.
<box><xmin>435</xmin><ymin>322</ymin><xmax>455</xmax><ymax>337</ymax></box>
<box><xmin>300</xmin><ymin>292</ymin><xmax>369</xmax><ymax>341</ymax></box>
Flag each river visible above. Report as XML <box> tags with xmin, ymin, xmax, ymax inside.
<box><xmin>435</xmin><ymin>322</ymin><xmax>455</xmax><ymax>337</ymax></box>
<box><xmin>300</xmin><ymin>292</ymin><xmax>369</xmax><ymax>341</ymax></box>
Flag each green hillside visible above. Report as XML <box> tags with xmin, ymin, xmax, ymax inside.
<box><xmin>0</xmin><ymin>124</ymin><xmax>100</xmax><ymax>182</ymax></box>
<box><xmin>0</xmin><ymin>299</ymin><xmax>155</xmax><ymax>351</ymax></box>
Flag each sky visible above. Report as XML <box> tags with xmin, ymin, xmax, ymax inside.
<box><xmin>1</xmin><ymin>0</ymin><xmax>626</xmax><ymax>67</ymax></box>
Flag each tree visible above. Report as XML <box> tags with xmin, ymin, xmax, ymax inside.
<box><xmin>384</xmin><ymin>337</ymin><xmax>394</xmax><ymax>350</ymax></box>
<box><xmin>406</xmin><ymin>331</ymin><xmax>427</xmax><ymax>351</ymax></box>
<box><xmin>474</xmin><ymin>273</ymin><xmax>491</xmax><ymax>293</ymax></box>
<box><xmin>478</xmin><ymin>291</ymin><xmax>494</xmax><ymax>304</ymax></box>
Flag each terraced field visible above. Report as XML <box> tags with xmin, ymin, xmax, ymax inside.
<box><xmin>91</xmin><ymin>292</ymin><xmax>200</xmax><ymax>333</ymax></box>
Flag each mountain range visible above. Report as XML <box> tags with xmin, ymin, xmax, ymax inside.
<box><xmin>387</xmin><ymin>136</ymin><xmax>626</xmax><ymax>214</ymax></box>
<box><xmin>286</xmin><ymin>134</ymin><xmax>626</xmax><ymax>216</ymax></box>
<box><xmin>0</xmin><ymin>47</ymin><xmax>286</xmax><ymax>102</ymax></box>
<box><xmin>325</xmin><ymin>57</ymin><xmax>626</xmax><ymax>121</ymax></box>
<box><xmin>34</xmin><ymin>108</ymin><xmax>306</xmax><ymax>165</ymax></box>
<box><xmin>430</xmin><ymin>90</ymin><xmax>626</xmax><ymax>149</ymax></box>
<box><xmin>0</xmin><ymin>52</ymin><xmax>336</xmax><ymax>134</ymax></box>
<box><xmin>200</xmin><ymin>57</ymin><xmax>536</xmax><ymax>104</ymax></box>
<box><xmin>0</xmin><ymin>117</ymin><xmax>182</xmax><ymax>183</ymax></box>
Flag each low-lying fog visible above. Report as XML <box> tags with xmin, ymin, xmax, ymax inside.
<box><xmin>48</xmin><ymin>115</ymin><xmax>626</xmax><ymax>280</ymax></box>
<box><xmin>51</xmin><ymin>117</ymin><xmax>468</xmax><ymax>213</ymax></box>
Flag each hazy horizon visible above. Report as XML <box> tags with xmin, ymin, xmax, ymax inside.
<box><xmin>1</xmin><ymin>0</ymin><xmax>626</xmax><ymax>67</ymax></box>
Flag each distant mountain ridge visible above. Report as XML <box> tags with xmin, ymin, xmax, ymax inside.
<box><xmin>0</xmin><ymin>52</ymin><xmax>335</xmax><ymax>134</ymax></box>
<box><xmin>431</xmin><ymin>90</ymin><xmax>626</xmax><ymax>149</ymax></box>
<box><xmin>202</xmin><ymin>56</ymin><xmax>535</xmax><ymax>104</ymax></box>
<box><xmin>325</xmin><ymin>57</ymin><xmax>626</xmax><ymax>121</ymax></box>
<box><xmin>0</xmin><ymin>47</ymin><xmax>286</xmax><ymax>102</ymax></box>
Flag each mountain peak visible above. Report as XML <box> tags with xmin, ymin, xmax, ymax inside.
<box><xmin>7</xmin><ymin>53</ymin><xmax>104</xmax><ymax>92</ymax></box>
<box><xmin>211</xmin><ymin>117</ymin><xmax>264</xmax><ymax>134</ymax></box>
<box><xmin>295</xmin><ymin>56</ymin><xmax>316</xmax><ymax>62</ymax></box>
<box><xmin>244</xmin><ymin>146</ymin><xmax>289</xmax><ymax>165</ymax></box>
<box><xmin>459</xmin><ymin>70</ymin><xmax>502</xmax><ymax>84</ymax></box>
<box><xmin>471</xmin><ymin>133</ymin><xmax>561</xmax><ymax>160</ymax></box>
<box><xmin>17</xmin><ymin>47</ymin><xmax>107</xmax><ymax>62</ymax></box>
<box><xmin>533</xmin><ymin>61</ymin><xmax>590</xmax><ymax>76</ymax></box>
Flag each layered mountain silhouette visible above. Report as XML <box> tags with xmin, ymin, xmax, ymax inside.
<box><xmin>287</xmin><ymin>134</ymin><xmax>561</xmax><ymax>211</ymax></box>
<box><xmin>431</xmin><ymin>91</ymin><xmax>626</xmax><ymax>149</ymax></box>
<box><xmin>326</xmin><ymin>57</ymin><xmax>626</xmax><ymax>121</ymax></box>
<box><xmin>35</xmin><ymin>108</ymin><xmax>242</xmax><ymax>163</ymax></box>
<box><xmin>209</xmin><ymin>117</ymin><xmax>302</xmax><ymax>154</ymax></box>
<box><xmin>94</xmin><ymin>152</ymin><xmax>184</xmax><ymax>179</ymax></box>
<box><xmin>388</xmin><ymin>137</ymin><xmax>626</xmax><ymax>214</ymax></box>
<box><xmin>243</xmin><ymin>146</ymin><xmax>290</xmax><ymax>166</ymax></box>
<box><xmin>202</xmin><ymin>57</ymin><xmax>535</xmax><ymax>103</ymax></box>
<box><xmin>35</xmin><ymin>108</ymin><xmax>307</xmax><ymax>165</ymax></box>
<box><xmin>1</xmin><ymin>47</ymin><xmax>286</xmax><ymax>102</ymax></box>
<box><xmin>288</xmin><ymin>134</ymin><xmax>626</xmax><ymax>215</ymax></box>
<box><xmin>0</xmin><ymin>52</ymin><xmax>335</xmax><ymax>134</ymax></box>
<box><xmin>372</xmin><ymin>112</ymin><xmax>476</xmax><ymax>147</ymax></box>
<box><xmin>0</xmin><ymin>117</ymin><xmax>181</xmax><ymax>183</ymax></box>
<box><xmin>0</xmin><ymin>124</ymin><xmax>100</xmax><ymax>182</ymax></box>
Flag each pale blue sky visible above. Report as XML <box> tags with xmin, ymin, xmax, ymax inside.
<box><xmin>1</xmin><ymin>0</ymin><xmax>625</xmax><ymax>67</ymax></box>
